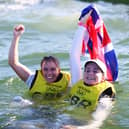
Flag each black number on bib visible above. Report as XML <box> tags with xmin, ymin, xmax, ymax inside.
<box><xmin>71</xmin><ymin>95</ymin><xmax>91</xmax><ymax>108</ymax></box>
<box><xmin>71</xmin><ymin>95</ymin><xmax>80</xmax><ymax>105</ymax></box>
<box><xmin>78</xmin><ymin>99</ymin><xmax>91</xmax><ymax>108</ymax></box>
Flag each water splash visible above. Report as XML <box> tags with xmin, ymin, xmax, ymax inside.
<box><xmin>10</xmin><ymin>96</ymin><xmax>33</xmax><ymax>107</ymax></box>
<box><xmin>13</xmin><ymin>0</ymin><xmax>41</xmax><ymax>5</ymax></box>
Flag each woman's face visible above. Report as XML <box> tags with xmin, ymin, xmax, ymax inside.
<box><xmin>41</xmin><ymin>61</ymin><xmax>60</xmax><ymax>83</ymax></box>
<box><xmin>83</xmin><ymin>62</ymin><xmax>104</xmax><ymax>85</ymax></box>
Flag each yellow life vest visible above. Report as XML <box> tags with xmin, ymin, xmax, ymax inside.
<box><xmin>69</xmin><ymin>80</ymin><xmax>116</xmax><ymax>110</ymax></box>
<box><xmin>29</xmin><ymin>70</ymin><xmax>70</xmax><ymax>99</ymax></box>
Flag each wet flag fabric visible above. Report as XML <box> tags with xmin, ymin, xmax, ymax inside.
<box><xmin>78</xmin><ymin>4</ymin><xmax>118</xmax><ymax>81</ymax></box>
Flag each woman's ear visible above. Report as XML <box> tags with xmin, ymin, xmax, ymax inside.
<box><xmin>58</xmin><ymin>68</ymin><xmax>61</xmax><ymax>73</ymax></box>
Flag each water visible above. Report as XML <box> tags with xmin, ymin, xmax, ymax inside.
<box><xmin>0</xmin><ymin>0</ymin><xmax>129</xmax><ymax>128</ymax></box>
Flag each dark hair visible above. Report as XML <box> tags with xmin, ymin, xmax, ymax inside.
<box><xmin>40</xmin><ymin>56</ymin><xmax>60</xmax><ymax>68</ymax></box>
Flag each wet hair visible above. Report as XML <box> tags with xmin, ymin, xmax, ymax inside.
<box><xmin>40</xmin><ymin>56</ymin><xmax>60</xmax><ymax>68</ymax></box>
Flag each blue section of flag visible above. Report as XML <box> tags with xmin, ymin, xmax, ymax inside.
<box><xmin>104</xmin><ymin>50</ymin><xmax>118</xmax><ymax>81</ymax></box>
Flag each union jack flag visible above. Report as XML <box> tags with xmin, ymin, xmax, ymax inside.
<box><xmin>79</xmin><ymin>4</ymin><xmax>118</xmax><ymax>81</ymax></box>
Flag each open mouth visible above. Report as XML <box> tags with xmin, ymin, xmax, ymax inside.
<box><xmin>87</xmin><ymin>77</ymin><xmax>95</xmax><ymax>80</ymax></box>
<box><xmin>47</xmin><ymin>76</ymin><xmax>53</xmax><ymax>79</ymax></box>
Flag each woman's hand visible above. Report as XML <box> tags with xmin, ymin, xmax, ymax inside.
<box><xmin>13</xmin><ymin>24</ymin><xmax>25</xmax><ymax>37</ymax></box>
<box><xmin>79</xmin><ymin>10</ymin><xmax>92</xmax><ymax>25</ymax></box>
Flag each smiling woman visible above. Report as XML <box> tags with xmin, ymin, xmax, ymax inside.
<box><xmin>69</xmin><ymin>59</ymin><xmax>116</xmax><ymax>109</ymax></box>
<box><xmin>8</xmin><ymin>24</ymin><xmax>71</xmax><ymax>100</ymax></box>
<box><xmin>63</xmin><ymin>4</ymin><xmax>117</xmax><ymax>129</ymax></box>
<box><xmin>40</xmin><ymin>56</ymin><xmax>60</xmax><ymax>83</ymax></box>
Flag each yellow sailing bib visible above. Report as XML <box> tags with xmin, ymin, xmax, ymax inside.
<box><xmin>29</xmin><ymin>70</ymin><xmax>70</xmax><ymax>99</ymax></box>
<box><xmin>69</xmin><ymin>80</ymin><xmax>115</xmax><ymax>110</ymax></box>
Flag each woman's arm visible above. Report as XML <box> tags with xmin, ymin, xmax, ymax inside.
<box><xmin>8</xmin><ymin>24</ymin><xmax>33</xmax><ymax>82</ymax></box>
<box><xmin>70</xmin><ymin>10</ymin><xmax>92</xmax><ymax>85</ymax></box>
<box><xmin>62</xmin><ymin>97</ymin><xmax>113</xmax><ymax>129</ymax></box>
<box><xmin>70</xmin><ymin>26</ymin><xmax>85</xmax><ymax>84</ymax></box>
